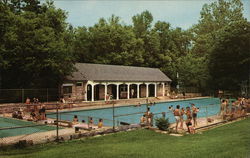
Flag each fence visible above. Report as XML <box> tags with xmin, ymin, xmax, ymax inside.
<box><xmin>0</xmin><ymin>99</ymin><xmax>244</xmax><ymax>147</ymax></box>
<box><xmin>0</xmin><ymin>88</ymin><xmax>59</xmax><ymax>103</ymax></box>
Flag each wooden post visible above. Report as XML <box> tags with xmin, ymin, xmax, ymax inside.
<box><xmin>113</xmin><ymin>102</ymin><xmax>115</xmax><ymax>131</ymax></box>
<box><xmin>56</xmin><ymin>103</ymin><xmax>59</xmax><ymax>141</ymax></box>
<box><xmin>22</xmin><ymin>89</ymin><xmax>24</xmax><ymax>103</ymax></box>
<box><xmin>206</xmin><ymin>106</ymin><xmax>208</xmax><ymax>125</ymax></box>
<box><xmin>46</xmin><ymin>88</ymin><xmax>49</xmax><ymax>103</ymax></box>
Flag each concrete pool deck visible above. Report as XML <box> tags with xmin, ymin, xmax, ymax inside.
<box><xmin>1</xmin><ymin>113</ymin><xmax>249</xmax><ymax>146</ymax></box>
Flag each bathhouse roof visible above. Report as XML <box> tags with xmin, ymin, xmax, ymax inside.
<box><xmin>66</xmin><ymin>63</ymin><xmax>172</xmax><ymax>82</ymax></box>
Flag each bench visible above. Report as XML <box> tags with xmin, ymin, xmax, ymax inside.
<box><xmin>54</xmin><ymin>120</ymin><xmax>73</xmax><ymax>127</ymax></box>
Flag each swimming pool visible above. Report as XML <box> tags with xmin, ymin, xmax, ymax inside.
<box><xmin>0</xmin><ymin>117</ymin><xmax>57</xmax><ymax>138</ymax></box>
<box><xmin>47</xmin><ymin>98</ymin><xmax>223</xmax><ymax>127</ymax></box>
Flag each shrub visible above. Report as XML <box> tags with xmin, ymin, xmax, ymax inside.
<box><xmin>155</xmin><ymin>117</ymin><xmax>170</xmax><ymax>131</ymax></box>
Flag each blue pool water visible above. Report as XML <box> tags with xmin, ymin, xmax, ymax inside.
<box><xmin>47</xmin><ymin>98</ymin><xmax>223</xmax><ymax>127</ymax></box>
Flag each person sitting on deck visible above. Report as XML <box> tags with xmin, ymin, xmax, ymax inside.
<box><xmin>98</xmin><ymin>119</ymin><xmax>103</xmax><ymax>128</ymax></box>
<box><xmin>74</xmin><ymin>120</ymin><xmax>90</xmax><ymax>132</ymax></box>
<box><xmin>236</xmin><ymin>108</ymin><xmax>242</xmax><ymax>118</ymax></box>
<box><xmin>140</xmin><ymin>114</ymin><xmax>147</xmax><ymax>126</ymax></box>
<box><xmin>72</xmin><ymin>115</ymin><xmax>78</xmax><ymax>124</ymax></box>
<box><xmin>30</xmin><ymin>109</ymin><xmax>37</xmax><ymax>121</ymax></box>
<box><xmin>229</xmin><ymin>108</ymin><xmax>236</xmax><ymax>121</ymax></box>
<box><xmin>33</xmin><ymin>97</ymin><xmax>39</xmax><ymax>104</ymax></box>
<box><xmin>17</xmin><ymin>110</ymin><xmax>23</xmax><ymax>119</ymax></box>
<box><xmin>25</xmin><ymin>97</ymin><xmax>31</xmax><ymax>104</ymax></box>
<box><xmin>223</xmin><ymin>108</ymin><xmax>231</xmax><ymax>120</ymax></box>
<box><xmin>89</xmin><ymin>117</ymin><xmax>94</xmax><ymax>127</ymax></box>
<box><xmin>12</xmin><ymin>111</ymin><xmax>18</xmax><ymax>118</ymax></box>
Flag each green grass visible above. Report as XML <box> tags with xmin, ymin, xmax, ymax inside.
<box><xmin>1</xmin><ymin>118</ymin><xmax>250</xmax><ymax>158</ymax></box>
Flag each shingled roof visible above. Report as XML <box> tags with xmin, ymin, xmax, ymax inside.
<box><xmin>66</xmin><ymin>63</ymin><xmax>172</xmax><ymax>82</ymax></box>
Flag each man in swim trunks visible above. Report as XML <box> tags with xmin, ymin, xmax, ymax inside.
<box><xmin>191</xmin><ymin>104</ymin><xmax>198</xmax><ymax>127</ymax></box>
<box><xmin>173</xmin><ymin>105</ymin><xmax>180</xmax><ymax>132</ymax></box>
<box><xmin>185</xmin><ymin>106</ymin><xmax>193</xmax><ymax>133</ymax></box>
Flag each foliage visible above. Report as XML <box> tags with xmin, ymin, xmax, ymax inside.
<box><xmin>0</xmin><ymin>0</ymin><xmax>248</xmax><ymax>94</ymax></box>
<box><xmin>0</xmin><ymin>0</ymin><xmax>75</xmax><ymax>88</ymax></box>
<box><xmin>155</xmin><ymin>117</ymin><xmax>170</xmax><ymax>131</ymax></box>
<box><xmin>208</xmin><ymin>20</ymin><xmax>250</xmax><ymax>91</ymax></box>
<box><xmin>1</xmin><ymin>118</ymin><xmax>250</xmax><ymax>158</ymax></box>
<box><xmin>188</xmin><ymin>0</ymin><xmax>247</xmax><ymax>92</ymax></box>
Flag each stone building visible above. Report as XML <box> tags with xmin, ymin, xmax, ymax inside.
<box><xmin>61</xmin><ymin>63</ymin><xmax>171</xmax><ymax>101</ymax></box>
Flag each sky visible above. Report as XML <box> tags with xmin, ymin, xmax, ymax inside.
<box><xmin>47</xmin><ymin>0</ymin><xmax>250</xmax><ymax>30</ymax></box>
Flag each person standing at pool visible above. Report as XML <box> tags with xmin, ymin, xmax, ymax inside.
<box><xmin>185</xmin><ymin>106</ymin><xmax>195</xmax><ymax>133</ymax></box>
<box><xmin>173</xmin><ymin>105</ymin><xmax>180</xmax><ymax>132</ymax></box>
<box><xmin>140</xmin><ymin>114</ymin><xmax>147</xmax><ymax>126</ymax></box>
<box><xmin>191</xmin><ymin>104</ymin><xmax>198</xmax><ymax>127</ymax></box>
<box><xmin>179</xmin><ymin>107</ymin><xmax>185</xmax><ymax>129</ymax></box>
<box><xmin>145</xmin><ymin>107</ymin><xmax>153</xmax><ymax>126</ymax></box>
<box><xmin>220</xmin><ymin>100</ymin><xmax>227</xmax><ymax>116</ymax></box>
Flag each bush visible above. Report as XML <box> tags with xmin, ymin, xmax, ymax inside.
<box><xmin>155</xmin><ymin>117</ymin><xmax>170</xmax><ymax>131</ymax></box>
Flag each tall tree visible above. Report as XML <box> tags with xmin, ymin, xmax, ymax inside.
<box><xmin>208</xmin><ymin>20</ymin><xmax>250</xmax><ymax>91</ymax></box>
<box><xmin>0</xmin><ymin>0</ymin><xmax>75</xmax><ymax>88</ymax></box>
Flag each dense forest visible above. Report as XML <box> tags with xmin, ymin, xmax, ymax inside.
<box><xmin>0</xmin><ymin>0</ymin><xmax>249</xmax><ymax>94</ymax></box>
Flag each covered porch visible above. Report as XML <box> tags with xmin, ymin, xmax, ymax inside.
<box><xmin>85</xmin><ymin>81</ymin><xmax>169</xmax><ymax>101</ymax></box>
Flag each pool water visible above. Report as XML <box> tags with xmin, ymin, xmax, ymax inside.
<box><xmin>47</xmin><ymin>98</ymin><xmax>223</xmax><ymax>127</ymax></box>
<box><xmin>0</xmin><ymin>117</ymin><xmax>57</xmax><ymax>138</ymax></box>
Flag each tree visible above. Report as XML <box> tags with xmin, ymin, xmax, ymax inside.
<box><xmin>208</xmin><ymin>20</ymin><xmax>250</xmax><ymax>91</ymax></box>
<box><xmin>191</xmin><ymin>0</ymin><xmax>245</xmax><ymax>56</ymax></box>
<box><xmin>0</xmin><ymin>1</ymin><xmax>75</xmax><ymax>88</ymax></box>
<box><xmin>132</xmin><ymin>10</ymin><xmax>153</xmax><ymax>38</ymax></box>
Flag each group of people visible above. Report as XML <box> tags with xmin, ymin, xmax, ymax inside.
<box><xmin>72</xmin><ymin>115</ymin><xmax>104</xmax><ymax>130</ymax></box>
<box><xmin>221</xmin><ymin>98</ymin><xmax>248</xmax><ymax>121</ymax></box>
<box><xmin>140</xmin><ymin>107</ymin><xmax>153</xmax><ymax>126</ymax></box>
<box><xmin>171</xmin><ymin>104</ymin><xmax>199</xmax><ymax>133</ymax></box>
<box><xmin>12</xmin><ymin>104</ymin><xmax>46</xmax><ymax>121</ymax></box>
<box><xmin>25</xmin><ymin>97</ymin><xmax>39</xmax><ymax>104</ymax></box>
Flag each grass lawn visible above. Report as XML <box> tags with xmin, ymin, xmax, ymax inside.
<box><xmin>1</xmin><ymin>118</ymin><xmax>250</xmax><ymax>158</ymax></box>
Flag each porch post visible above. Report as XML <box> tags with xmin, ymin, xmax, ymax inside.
<box><xmin>104</xmin><ymin>83</ymin><xmax>107</xmax><ymax>101</ymax></box>
<box><xmin>137</xmin><ymin>84</ymin><xmax>140</xmax><ymax>99</ymax></box>
<box><xmin>146</xmin><ymin>83</ymin><xmax>149</xmax><ymax>98</ymax></box>
<box><xmin>154</xmin><ymin>83</ymin><xmax>157</xmax><ymax>97</ymax></box>
<box><xmin>116</xmin><ymin>84</ymin><xmax>119</xmax><ymax>100</ymax></box>
<box><xmin>91</xmin><ymin>84</ymin><xmax>94</xmax><ymax>101</ymax></box>
<box><xmin>127</xmin><ymin>84</ymin><xmax>130</xmax><ymax>99</ymax></box>
<box><xmin>162</xmin><ymin>83</ymin><xmax>165</xmax><ymax>96</ymax></box>
<box><xmin>84</xmin><ymin>84</ymin><xmax>87</xmax><ymax>101</ymax></box>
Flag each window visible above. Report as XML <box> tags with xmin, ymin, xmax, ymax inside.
<box><xmin>63</xmin><ymin>86</ymin><xmax>72</xmax><ymax>94</ymax></box>
<box><xmin>76</xmin><ymin>82</ymin><xmax>82</xmax><ymax>86</ymax></box>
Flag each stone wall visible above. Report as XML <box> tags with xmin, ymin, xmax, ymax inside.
<box><xmin>62</xmin><ymin>82</ymin><xmax>87</xmax><ymax>101</ymax></box>
<box><xmin>157</xmin><ymin>85</ymin><xmax>163</xmax><ymax>96</ymax></box>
